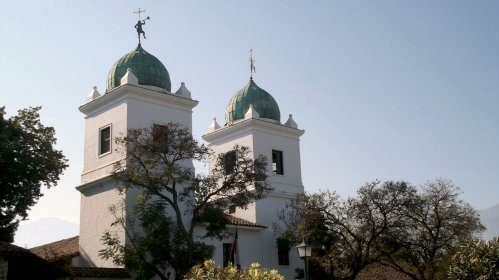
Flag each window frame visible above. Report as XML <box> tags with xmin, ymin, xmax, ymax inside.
<box><xmin>272</xmin><ymin>149</ymin><xmax>284</xmax><ymax>175</ymax></box>
<box><xmin>99</xmin><ymin>124</ymin><xmax>112</xmax><ymax>156</ymax></box>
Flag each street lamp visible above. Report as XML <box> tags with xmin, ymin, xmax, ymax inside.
<box><xmin>296</xmin><ymin>239</ymin><xmax>312</xmax><ymax>280</ymax></box>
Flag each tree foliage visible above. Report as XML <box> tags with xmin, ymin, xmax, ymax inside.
<box><xmin>384</xmin><ymin>179</ymin><xmax>486</xmax><ymax>280</ymax></box>
<box><xmin>281</xmin><ymin>179</ymin><xmax>484</xmax><ymax>280</ymax></box>
<box><xmin>184</xmin><ymin>260</ymin><xmax>284</xmax><ymax>280</ymax></box>
<box><xmin>99</xmin><ymin>197</ymin><xmax>214</xmax><ymax>280</ymax></box>
<box><xmin>100</xmin><ymin>123</ymin><xmax>270</xmax><ymax>279</ymax></box>
<box><xmin>0</xmin><ymin>106</ymin><xmax>68</xmax><ymax>242</ymax></box>
<box><xmin>447</xmin><ymin>238</ymin><xmax>499</xmax><ymax>280</ymax></box>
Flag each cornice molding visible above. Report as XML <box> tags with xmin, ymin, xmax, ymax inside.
<box><xmin>79</xmin><ymin>84</ymin><xmax>198</xmax><ymax>115</ymax></box>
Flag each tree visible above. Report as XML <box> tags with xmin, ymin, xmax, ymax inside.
<box><xmin>282</xmin><ymin>181</ymin><xmax>415</xmax><ymax>280</ymax></box>
<box><xmin>0</xmin><ymin>106</ymin><xmax>68</xmax><ymax>242</ymax></box>
<box><xmin>383</xmin><ymin>179</ymin><xmax>486</xmax><ymax>280</ymax></box>
<box><xmin>447</xmin><ymin>238</ymin><xmax>499</xmax><ymax>280</ymax></box>
<box><xmin>99</xmin><ymin>197</ymin><xmax>214</xmax><ymax>280</ymax></box>
<box><xmin>99</xmin><ymin>123</ymin><xmax>270</xmax><ymax>279</ymax></box>
<box><xmin>281</xmin><ymin>180</ymin><xmax>484</xmax><ymax>280</ymax></box>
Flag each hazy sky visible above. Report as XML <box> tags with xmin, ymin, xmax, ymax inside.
<box><xmin>2</xmin><ymin>1</ymin><xmax>498</xmax><ymax>230</ymax></box>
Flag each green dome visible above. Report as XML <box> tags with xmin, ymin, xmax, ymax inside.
<box><xmin>225</xmin><ymin>78</ymin><xmax>280</xmax><ymax>124</ymax></box>
<box><xmin>106</xmin><ymin>44</ymin><xmax>171</xmax><ymax>91</ymax></box>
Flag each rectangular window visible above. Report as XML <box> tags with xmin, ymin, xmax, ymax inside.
<box><xmin>223</xmin><ymin>243</ymin><xmax>232</xmax><ymax>267</ymax></box>
<box><xmin>223</xmin><ymin>150</ymin><xmax>237</xmax><ymax>174</ymax></box>
<box><xmin>153</xmin><ymin>124</ymin><xmax>169</xmax><ymax>153</ymax></box>
<box><xmin>277</xmin><ymin>238</ymin><xmax>290</xmax><ymax>265</ymax></box>
<box><xmin>99</xmin><ymin>126</ymin><xmax>111</xmax><ymax>155</ymax></box>
<box><xmin>272</xmin><ymin>150</ymin><xmax>283</xmax><ymax>175</ymax></box>
<box><xmin>229</xmin><ymin>205</ymin><xmax>236</xmax><ymax>214</ymax></box>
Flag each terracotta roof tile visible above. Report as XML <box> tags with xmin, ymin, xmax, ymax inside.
<box><xmin>63</xmin><ymin>267</ymin><xmax>131</xmax><ymax>278</ymax></box>
<box><xmin>223</xmin><ymin>214</ymin><xmax>266</xmax><ymax>228</ymax></box>
<box><xmin>30</xmin><ymin>236</ymin><xmax>79</xmax><ymax>262</ymax></box>
<box><xmin>356</xmin><ymin>263</ymin><xmax>411</xmax><ymax>280</ymax></box>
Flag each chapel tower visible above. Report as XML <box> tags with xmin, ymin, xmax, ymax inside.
<box><xmin>202</xmin><ymin>54</ymin><xmax>305</xmax><ymax>277</ymax></box>
<box><xmin>76</xmin><ymin>39</ymin><xmax>197</xmax><ymax>267</ymax></box>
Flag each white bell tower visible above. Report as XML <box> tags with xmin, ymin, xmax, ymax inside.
<box><xmin>202</xmin><ymin>75</ymin><xmax>305</xmax><ymax>278</ymax></box>
<box><xmin>76</xmin><ymin>44</ymin><xmax>197</xmax><ymax>267</ymax></box>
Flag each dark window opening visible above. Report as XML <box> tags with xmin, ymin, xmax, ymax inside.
<box><xmin>99</xmin><ymin>126</ymin><xmax>111</xmax><ymax>155</ymax></box>
<box><xmin>229</xmin><ymin>205</ymin><xmax>236</xmax><ymax>214</ymax></box>
<box><xmin>223</xmin><ymin>150</ymin><xmax>237</xmax><ymax>174</ymax></box>
<box><xmin>277</xmin><ymin>238</ymin><xmax>290</xmax><ymax>265</ymax></box>
<box><xmin>153</xmin><ymin>124</ymin><xmax>169</xmax><ymax>153</ymax></box>
<box><xmin>272</xmin><ymin>150</ymin><xmax>283</xmax><ymax>175</ymax></box>
<box><xmin>223</xmin><ymin>243</ymin><xmax>232</xmax><ymax>267</ymax></box>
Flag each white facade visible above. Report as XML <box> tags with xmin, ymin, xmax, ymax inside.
<box><xmin>202</xmin><ymin>113</ymin><xmax>305</xmax><ymax>280</ymax></box>
<box><xmin>77</xmin><ymin>45</ymin><xmax>306</xmax><ymax>279</ymax></box>
<box><xmin>77</xmin><ymin>83</ymin><xmax>198</xmax><ymax>267</ymax></box>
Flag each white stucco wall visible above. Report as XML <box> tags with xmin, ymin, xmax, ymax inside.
<box><xmin>78</xmin><ymin>85</ymin><xmax>198</xmax><ymax>268</ymax></box>
<box><xmin>81</xmin><ymin>102</ymin><xmax>127</xmax><ymax>184</ymax></box>
<box><xmin>201</xmin><ymin>118</ymin><xmax>305</xmax><ymax>279</ymax></box>
<box><xmin>78</xmin><ymin>180</ymin><xmax>125</xmax><ymax>267</ymax></box>
<box><xmin>195</xmin><ymin>226</ymin><xmax>303</xmax><ymax>280</ymax></box>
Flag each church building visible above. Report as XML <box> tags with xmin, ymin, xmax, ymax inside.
<box><xmin>34</xmin><ymin>19</ymin><xmax>306</xmax><ymax>280</ymax></box>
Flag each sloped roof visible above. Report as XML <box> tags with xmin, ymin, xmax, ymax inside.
<box><xmin>223</xmin><ymin>214</ymin><xmax>266</xmax><ymax>228</ymax></box>
<box><xmin>0</xmin><ymin>241</ymin><xmax>64</xmax><ymax>279</ymax></box>
<box><xmin>30</xmin><ymin>235</ymin><xmax>79</xmax><ymax>262</ymax></box>
<box><xmin>63</xmin><ymin>267</ymin><xmax>131</xmax><ymax>278</ymax></box>
<box><xmin>356</xmin><ymin>263</ymin><xmax>411</xmax><ymax>280</ymax></box>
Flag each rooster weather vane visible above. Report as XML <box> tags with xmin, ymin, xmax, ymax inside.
<box><xmin>134</xmin><ymin>8</ymin><xmax>150</xmax><ymax>44</ymax></box>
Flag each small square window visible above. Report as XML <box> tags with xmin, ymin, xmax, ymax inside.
<box><xmin>272</xmin><ymin>150</ymin><xmax>283</xmax><ymax>175</ymax></box>
<box><xmin>229</xmin><ymin>205</ymin><xmax>236</xmax><ymax>214</ymax></box>
<box><xmin>99</xmin><ymin>126</ymin><xmax>111</xmax><ymax>155</ymax></box>
<box><xmin>153</xmin><ymin>124</ymin><xmax>169</xmax><ymax>153</ymax></box>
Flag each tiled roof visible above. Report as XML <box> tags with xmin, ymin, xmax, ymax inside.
<box><xmin>63</xmin><ymin>267</ymin><xmax>131</xmax><ymax>278</ymax></box>
<box><xmin>356</xmin><ymin>263</ymin><xmax>411</xmax><ymax>280</ymax></box>
<box><xmin>223</xmin><ymin>214</ymin><xmax>266</xmax><ymax>228</ymax></box>
<box><xmin>1</xmin><ymin>241</ymin><xmax>46</xmax><ymax>261</ymax></box>
<box><xmin>30</xmin><ymin>236</ymin><xmax>79</xmax><ymax>262</ymax></box>
<box><xmin>0</xmin><ymin>241</ymin><xmax>64</xmax><ymax>279</ymax></box>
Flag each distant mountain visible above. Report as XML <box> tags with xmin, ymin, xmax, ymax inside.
<box><xmin>14</xmin><ymin>217</ymin><xmax>79</xmax><ymax>248</ymax></box>
<box><xmin>480</xmin><ymin>203</ymin><xmax>499</xmax><ymax>240</ymax></box>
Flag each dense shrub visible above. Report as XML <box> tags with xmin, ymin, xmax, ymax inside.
<box><xmin>184</xmin><ymin>260</ymin><xmax>284</xmax><ymax>280</ymax></box>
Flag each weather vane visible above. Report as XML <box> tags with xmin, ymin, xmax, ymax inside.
<box><xmin>134</xmin><ymin>8</ymin><xmax>150</xmax><ymax>44</ymax></box>
<box><xmin>249</xmin><ymin>48</ymin><xmax>256</xmax><ymax>79</ymax></box>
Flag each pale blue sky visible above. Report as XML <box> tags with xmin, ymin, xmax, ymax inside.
<box><xmin>1</xmin><ymin>1</ymin><xmax>498</xmax><ymax>228</ymax></box>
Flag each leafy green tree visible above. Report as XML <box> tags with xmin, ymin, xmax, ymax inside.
<box><xmin>0</xmin><ymin>106</ymin><xmax>68</xmax><ymax>242</ymax></box>
<box><xmin>99</xmin><ymin>123</ymin><xmax>270</xmax><ymax>279</ymax></box>
<box><xmin>447</xmin><ymin>238</ymin><xmax>499</xmax><ymax>280</ymax></box>
<box><xmin>184</xmin><ymin>260</ymin><xmax>284</xmax><ymax>280</ymax></box>
<box><xmin>99</xmin><ymin>197</ymin><xmax>214</xmax><ymax>280</ymax></box>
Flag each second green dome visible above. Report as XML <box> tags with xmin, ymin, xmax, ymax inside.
<box><xmin>106</xmin><ymin>44</ymin><xmax>171</xmax><ymax>91</ymax></box>
<box><xmin>225</xmin><ymin>78</ymin><xmax>280</xmax><ymax>124</ymax></box>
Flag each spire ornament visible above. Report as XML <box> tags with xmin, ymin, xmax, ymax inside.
<box><xmin>134</xmin><ymin>8</ymin><xmax>150</xmax><ymax>44</ymax></box>
<box><xmin>249</xmin><ymin>48</ymin><xmax>256</xmax><ymax>79</ymax></box>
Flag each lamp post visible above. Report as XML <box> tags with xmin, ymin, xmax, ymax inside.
<box><xmin>296</xmin><ymin>239</ymin><xmax>312</xmax><ymax>280</ymax></box>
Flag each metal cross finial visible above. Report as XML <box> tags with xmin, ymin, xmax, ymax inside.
<box><xmin>249</xmin><ymin>48</ymin><xmax>256</xmax><ymax>79</ymax></box>
<box><xmin>134</xmin><ymin>8</ymin><xmax>146</xmax><ymax>20</ymax></box>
